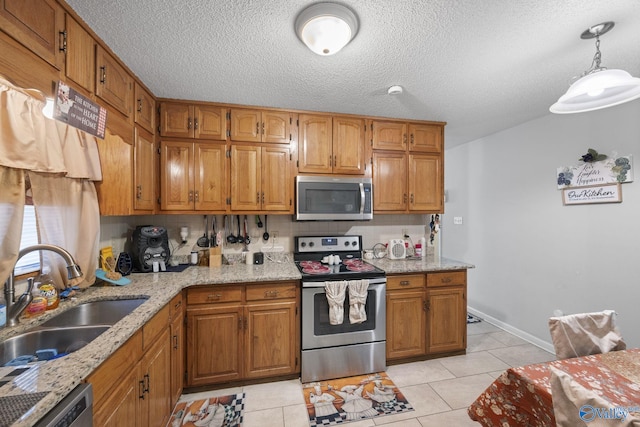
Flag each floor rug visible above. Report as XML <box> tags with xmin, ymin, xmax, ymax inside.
<box><xmin>167</xmin><ymin>392</ymin><xmax>245</xmax><ymax>427</ymax></box>
<box><xmin>302</xmin><ymin>372</ymin><xmax>413</xmax><ymax>426</ymax></box>
<box><xmin>467</xmin><ymin>313</ymin><xmax>482</xmax><ymax>324</ymax></box>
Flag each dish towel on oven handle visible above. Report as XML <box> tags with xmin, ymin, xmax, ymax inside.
<box><xmin>348</xmin><ymin>279</ymin><xmax>369</xmax><ymax>324</ymax></box>
<box><xmin>324</xmin><ymin>281</ymin><xmax>347</xmax><ymax>325</ymax></box>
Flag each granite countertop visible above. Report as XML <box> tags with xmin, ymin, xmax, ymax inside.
<box><xmin>0</xmin><ymin>254</ymin><xmax>472</xmax><ymax>426</ymax></box>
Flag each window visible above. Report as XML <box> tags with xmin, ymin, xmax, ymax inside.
<box><xmin>15</xmin><ymin>205</ymin><xmax>40</xmax><ymax>275</ymax></box>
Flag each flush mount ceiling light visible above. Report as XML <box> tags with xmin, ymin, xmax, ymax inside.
<box><xmin>295</xmin><ymin>2</ymin><xmax>359</xmax><ymax>56</ymax></box>
<box><xmin>550</xmin><ymin>21</ymin><xmax>640</xmax><ymax>114</ymax></box>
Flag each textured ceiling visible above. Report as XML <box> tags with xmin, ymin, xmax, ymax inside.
<box><xmin>64</xmin><ymin>0</ymin><xmax>640</xmax><ymax>148</ymax></box>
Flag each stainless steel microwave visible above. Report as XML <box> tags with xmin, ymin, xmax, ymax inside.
<box><xmin>296</xmin><ymin>176</ymin><xmax>373</xmax><ymax>221</ymax></box>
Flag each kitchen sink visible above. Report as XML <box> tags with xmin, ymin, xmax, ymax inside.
<box><xmin>0</xmin><ymin>326</ymin><xmax>110</xmax><ymax>366</ymax></box>
<box><xmin>40</xmin><ymin>298</ymin><xmax>148</xmax><ymax>327</ymax></box>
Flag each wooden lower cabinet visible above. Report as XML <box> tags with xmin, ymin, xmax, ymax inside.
<box><xmin>169</xmin><ymin>295</ymin><xmax>185</xmax><ymax>407</ymax></box>
<box><xmin>186</xmin><ymin>282</ymin><xmax>300</xmax><ymax>387</ymax></box>
<box><xmin>86</xmin><ymin>301</ymin><xmax>176</xmax><ymax>427</ymax></box>
<box><xmin>386</xmin><ymin>271</ymin><xmax>467</xmax><ymax>362</ymax></box>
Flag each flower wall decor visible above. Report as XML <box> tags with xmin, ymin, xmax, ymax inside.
<box><xmin>556</xmin><ymin>149</ymin><xmax>633</xmax><ymax>189</ymax></box>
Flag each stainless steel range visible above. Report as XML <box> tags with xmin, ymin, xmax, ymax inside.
<box><xmin>295</xmin><ymin>235</ymin><xmax>386</xmax><ymax>383</ymax></box>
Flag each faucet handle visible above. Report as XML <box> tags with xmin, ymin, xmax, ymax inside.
<box><xmin>25</xmin><ymin>277</ymin><xmax>35</xmax><ymax>295</ymax></box>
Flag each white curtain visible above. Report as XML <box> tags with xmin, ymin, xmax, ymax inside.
<box><xmin>0</xmin><ymin>75</ymin><xmax>102</xmax><ymax>290</ymax></box>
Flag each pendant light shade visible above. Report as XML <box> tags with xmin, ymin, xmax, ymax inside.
<box><xmin>550</xmin><ymin>22</ymin><xmax>640</xmax><ymax>114</ymax></box>
<box><xmin>295</xmin><ymin>3</ymin><xmax>359</xmax><ymax>56</ymax></box>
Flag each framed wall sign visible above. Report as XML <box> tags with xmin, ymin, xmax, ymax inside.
<box><xmin>562</xmin><ymin>183</ymin><xmax>622</xmax><ymax>205</ymax></box>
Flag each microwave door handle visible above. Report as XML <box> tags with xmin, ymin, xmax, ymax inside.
<box><xmin>359</xmin><ymin>182</ymin><xmax>365</xmax><ymax>215</ymax></box>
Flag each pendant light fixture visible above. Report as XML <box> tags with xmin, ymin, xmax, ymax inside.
<box><xmin>295</xmin><ymin>2</ymin><xmax>359</xmax><ymax>56</ymax></box>
<box><xmin>550</xmin><ymin>22</ymin><xmax>640</xmax><ymax>114</ymax></box>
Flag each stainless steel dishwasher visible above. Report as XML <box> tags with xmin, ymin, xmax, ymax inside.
<box><xmin>34</xmin><ymin>383</ymin><xmax>93</xmax><ymax>426</ymax></box>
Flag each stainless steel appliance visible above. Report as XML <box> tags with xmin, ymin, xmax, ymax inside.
<box><xmin>295</xmin><ymin>235</ymin><xmax>386</xmax><ymax>382</ymax></box>
<box><xmin>295</xmin><ymin>176</ymin><xmax>373</xmax><ymax>221</ymax></box>
<box><xmin>34</xmin><ymin>383</ymin><xmax>93</xmax><ymax>426</ymax></box>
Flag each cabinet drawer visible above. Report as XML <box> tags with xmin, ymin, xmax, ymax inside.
<box><xmin>143</xmin><ymin>303</ymin><xmax>169</xmax><ymax>351</ymax></box>
<box><xmin>426</xmin><ymin>271</ymin><xmax>466</xmax><ymax>287</ymax></box>
<box><xmin>187</xmin><ymin>286</ymin><xmax>243</xmax><ymax>305</ymax></box>
<box><xmin>246</xmin><ymin>282</ymin><xmax>297</xmax><ymax>301</ymax></box>
<box><xmin>169</xmin><ymin>292</ymin><xmax>184</xmax><ymax>320</ymax></box>
<box><xmin>387</xmin><ymin>274</ymin><xmax>425</xmax><ymax>290</ymax></box>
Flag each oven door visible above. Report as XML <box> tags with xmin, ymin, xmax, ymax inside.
<box><xmin>302</xmin><ymin>278</ymin><xmax>386</xmax><ymax>350</ymax></box>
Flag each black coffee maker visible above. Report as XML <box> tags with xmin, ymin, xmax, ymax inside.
<box><xmin>131</xmin><ymin>225</ymin><xmax>170</xmax><ymax>272</ymax></box>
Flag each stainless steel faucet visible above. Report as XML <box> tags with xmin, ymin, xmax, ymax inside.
<box><xmin>4</xmin><ymin>244</ymin><xmax>83</xmax><ymax>327</ymax></box>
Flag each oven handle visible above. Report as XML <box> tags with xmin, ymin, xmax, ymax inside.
<box><xmin>359</xmin><ymin>182</ymin><xmax>365</xmax><ymax>215</ymax></box>
<box><xmin>302</xmin><ymin>277</ymin><xmax>386</xmax><ymax>288</ymax></box>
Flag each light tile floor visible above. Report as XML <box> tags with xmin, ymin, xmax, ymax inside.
<box><xmin>178</xmin><ymin>319</ymin><xmax>556</xmax><ymax>426</ymax></box>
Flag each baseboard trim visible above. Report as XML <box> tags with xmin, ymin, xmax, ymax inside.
<box><xmin>467</xmin><ymin>307</ymin><xmax>555</xmax><ymax>354</ymax></box>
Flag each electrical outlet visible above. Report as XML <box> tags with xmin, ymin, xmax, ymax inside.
<box><xmin>453</xmin><ymin>216</ymin><xmax>463</xmax><ymax>225</ymax></box>
<box><xmin>272</xmin><ymin>231</ymin><xmax>279</xmax><ymax>240</ymax></box>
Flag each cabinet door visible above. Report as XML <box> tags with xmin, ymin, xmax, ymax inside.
<box><xmin>298</xmin><ymin>114</ymin><xmax>332</xmax><ymax>173</ymax></box>
<box><xmin>230</xmin><ymin>109</ymin><xmax>261</xmax><ymax>142</ymax></box>
<box><xmin>160</xmin><ymin>141</ymin><xmax>194</xmax><ymax>210</ymax></box>
<box><xmin>230</xmin><ymin>145</ymin><xmax>261</xmax><ymax>211</ymax></box>
<box><xmin>64</xmin><ymin>13</ymin><xmax>94</xmax><ymax>92</ymax></box>
<box><xmin>372</xmin><ymin>121</ymin><xmax>406</xmax><ymax>151</ymax></box>
<box><xmin>134</xmin><ymin>83</ymin><xmax>155</xmax><ymax>133</ymax></box>
<box><xmin>427</xmin><ymin>286</ymin><xmax>466</xmax><ymax>353</ymax></box>
<box><xmin>96</xmin><ymin>129</ymin><xmax>133</xmax><ymax>216</ymax></box>
<box><xmin>408</xmin><ymin>123</ymin><xmax>443</xmax><ymax>153</ymax></box>
<box><xmin>333</xmin><ymin>116</ymin><xmax>365</xmax><ymax>175</ymax></box>
<box><xmin>159</xmin><ymin>103</ymin><xmax>193</xmax><ymax>138</ymax></box>
<box><xmin>92</xmin><ymin>367</ymin><xmax>141</xmax><ymax>427</ymax></box>
<box><xmin>96</xmin><ymin>45</ymin><xmax>133</xmax><ymax>117</ymax></box>
<box><xmin>133</xmin><ymin>126</ymin><xmax>155</xmax><ymax>212</ymax></box>
<box><xmin>141</xmin><ymin>329</ymin><xmax>171</xmax><ymax>427</ymax></box>
<box><xmin>262</xmin><ymin>111</ymin><xmax>290</xmax><ymax>144</ymax></box>
<box><xmin>386</xmin><ymin>290</ymin><xmax>426</xmax><ymax>360</ymax></box>
<box><xmin>195</xmin><ymin>105</ymin><xmax>226</xmax><ymax>140</ymax></box>
<box><xmin>262</xmin><ymin>146</ymin><xmax>291</xmax><ymax>212</ymax></box>
<box><xmin>408</xmin><ymin>153</ymin><xmax>443</xmax><ymax>212</ymax></box>
<box><xmin>244</xmin><ymin>301</ymin><xmax>298</xmax><ymax>379</ymax></box>
<box><xmin>372</xmin><ymin>152</ymin><xmax>407</xmax><ymax>212</ymax></box>
<box><xmin>0</xmin><ymin>0</ymin><xmax>64</xmax><ymax>69</ymax></box>
<box><xmin>194</xmin><ymin>142</ymin><xmax>227</xmax><ymax>211</ymax></box>
<box><xmin>186</xmin><ymin>306</ymin><xmax>243</xmax><ymax>386</ymax></box>
<box><xmin>170</xmin><ymin>311</ymin><xmax>184</xmax><ymax>407</ymax></box>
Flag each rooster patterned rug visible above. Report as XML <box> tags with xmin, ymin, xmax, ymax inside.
<box><xmin>167</xmin><ymin>392</ymin><xmax>244</xmax><ymax>427</ymax></box>
<box><xmin>302</xmin><ymin>372</ymin><xmax>413</xmax><ymax>426</ymax></box>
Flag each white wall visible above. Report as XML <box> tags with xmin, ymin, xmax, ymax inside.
<box><xmin>443</xmin><ymin>100</ymin><xmax>640</xmax><ymax>350</ymax></box>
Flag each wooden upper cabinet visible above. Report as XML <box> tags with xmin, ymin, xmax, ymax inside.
<box><xmin>408</xmin><ymin>153</ymin><xmax>443</xmax><ymax>212</ymax></box>
<box><xmin>230</xmin><ymin>109</ymin><xmax>290</xmax><ymax>144</ymax></box>
<box><xmin>0</xmin><ymin>0</ymin><xmax>64</xmax><ymax>69</ymax></box>
<box><xmin>160</xmin><ymin>102</ymin><xmax>226</xmax><ymax>140</ymax></box>
<box><xmin>333</xmin><ymin>116</ymin><xmax>365</xmax><ymax>175</ymax></box>
<box><xmin>134</xmin><ymin>82</ymin><xmax>155</xmax><ymax>133</ymax></box>
<box><xmin>63</xmin><ymin>13</ymin><xmax>94</xmax><ymax>92</ymax></box>
<box><xmin>372</xmin><ymin>120</ymin><xmax>407</xmax><ymax>151</ymax></box>
<box><xmin>262</xmin><ymin>145</ymin><xmax>292</xmax><ymax>212</ymax></box>
<box><xmin>298</xmin><ymin>114</ymin><xmax>332</xmax><ymax>173</ymax></box>
<box><xmin>408</xmin><ymin>123</ymin><xmax>443</xmax><ymax>153</ymax></box>
<box><xmin>373</xmin><ymin>152</ymin><xmax>407</xmax><ymax>212</ymax></box>
<box><xmin>194</xmin><ymin>142</ymin><xmax>227</xmax><ymax>211</ymax></box>
<box><xmin>133</xmin><ymin>126</ymin><xmax>155</xmax><ymax>212</ymax></box>
<box><xmin>96</xmin><ymin>45</ymin><xmax>133</xmax><ymax>118</ymax></box>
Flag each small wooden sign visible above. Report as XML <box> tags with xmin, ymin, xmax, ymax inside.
<box><xmin>53</xmin><ymin>80</ymin><xmax>107</xmax><ymax>138</ymax></box>
<box><xmin>562</xmin><ymin>183</ymin><xmax>622</xmax><ymax>205</ymax></box>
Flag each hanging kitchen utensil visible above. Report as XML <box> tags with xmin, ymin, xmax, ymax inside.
<box><xmin>236</xmin><ymin>215</ymin><xmax>244</xmax><ymax>244</ymax></box>
<box><xmin>226</xmin><ymin>215</ymin><xmax>236</xmax><ymax>244</ymax></box>
<box><xmin>211</xmin><ymin>215</ymin><xmax>217</xmax><ymax>247</ymax></box>
<box><xmin>256</xmin><ymin>215</ymin><xmax>263</xmax><ymax>228</ymax></box>
<box><xmin>197</xmin><ymin>215</ymin><xmax>209</xmax><ymax>247</ymax></box>
<box><xmin>263</xmin><ymin>215</ymin><xmax>269</xmax><ymax>241</ymax></box>
<box><xmin>244</xmin><ymin>215</ymin><xmax>250</xmax><ymax>245</ymax></box>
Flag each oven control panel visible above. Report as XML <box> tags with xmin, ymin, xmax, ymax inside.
<box><xmin>295</xmin><ymin>235</ymin><xmax>361</xmax><ymax>253</ymax></box>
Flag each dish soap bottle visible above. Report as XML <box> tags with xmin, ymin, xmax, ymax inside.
<box><xmin>36</xmin><ymin>269</ymin><xmax>59</xmax><ymax>310</ymax></box>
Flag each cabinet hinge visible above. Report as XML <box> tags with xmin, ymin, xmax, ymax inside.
<box><xmin>289</xmin><ymin>133</ymin><xmax>292</xmax><ymax>141</ymax></box>
<box><xmin>157</xmin><ymin>147</ymin><xmax>161</xmax><ymax>154</ymax></box>
<box><xmin>157</xmin><ymin>197</ymin><xmax>161</xmax><ymax>205</ymax></box>
<box><xmin>296</xmin><ymin>119</ymin><xmax>299</xmax><ymax>127</ymax></box>
<box><xmin>295</xmin><ymin>356</ymin><xmax>299</xmax><ymax>367</ymax></box>
<box><xmin>296</xmin><ymin>160</ymin><xmax>299</xmax><ymax>167</ymax></box>
<box><xmin>227</xmin><ymin>197</ymin><xmax>231</xmax><ymax>205</ymax></box>
<box><xmin>289</xmin><ymin>198</ymin><xmax>292</xmax><ymax>206</ymax></box>
<box><xmin>370</xmin><ymin>123</ymin><xmax>373</xmax><ymax>131</ymax></box>
<box><xmin>289</xmin><ymin>117</ymin><xmax>292</xmax><ymax>125</ymax></box>
<box><xmin>289</xmin><ymin>153</ymin><xmax>292</xmax><ymax>161</ymax></box>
